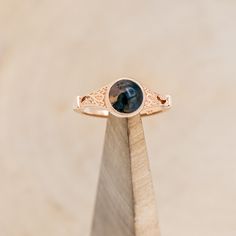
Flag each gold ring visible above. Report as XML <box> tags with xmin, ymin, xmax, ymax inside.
<box><xmin>74</xmin><ymin>78</ymin><xmax>171</xmax><ymax>118</ymax></box>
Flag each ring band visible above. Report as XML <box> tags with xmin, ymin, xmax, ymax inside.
<box><xmin>74</xmin><ymin>78</ymin><xmax>171</xmax><ymax>118</ymax></box>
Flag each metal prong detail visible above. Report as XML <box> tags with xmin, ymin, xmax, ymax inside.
<box><xmin>157</xmin><ymin>95</ymin><xmax>167</xmax><ymax>105</ymax></box>
<box><xmin>156</xmin><ymin>94</ymin><xmax>171</xmax><ymax>111</ymax></box>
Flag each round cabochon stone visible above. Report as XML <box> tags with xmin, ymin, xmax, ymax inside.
<box><xmin>109</xmin><ymin>79</ymin><xmax>143</xmax><ymax>114</ymax></box>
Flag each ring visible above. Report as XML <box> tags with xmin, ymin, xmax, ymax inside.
<box><xmin>74</xmin><ymin>78</ymin><xmax>171</xmax><ymax>118</ymax></box>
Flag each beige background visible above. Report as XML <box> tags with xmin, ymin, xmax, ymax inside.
<box><xmin>0</xmin><ymin>0</ymin><xmax>236</xmax><ymax>236</ymax></box>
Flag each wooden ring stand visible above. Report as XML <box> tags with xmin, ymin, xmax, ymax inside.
<box><xmin>90</xmin><ymin>114</ymin><xmax>160</xmax><ymax>236</ymax></box>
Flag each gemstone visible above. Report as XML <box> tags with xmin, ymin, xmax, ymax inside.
<box><xmin>109</xmin><ymin>79</ymin><xmax>143</xmax><ymax>114</ymax></box>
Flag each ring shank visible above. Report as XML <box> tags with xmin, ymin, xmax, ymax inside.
<box><xmin>79</xmin><ymin>107</ymin><xmax>109</xmax><ymax>117</ymax></box>
<box><xmin>74</xmin><ymin>105</ymin><xmax>169</xmax><ymax>118</ymax></box>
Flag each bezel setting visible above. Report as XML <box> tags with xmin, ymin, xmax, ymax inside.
<box><xmin>105</xmin><ymin>78</ymin><xmax>145</xmax><ymax>118</ymax></box>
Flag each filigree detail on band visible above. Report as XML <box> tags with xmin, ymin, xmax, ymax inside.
<box><xmin>81</xmin><ymin>86</ymin><xmax>108</xmax><ymax>107</ymax></box>
<box><xmin>142</xmin><ymin>87</ymin><xmax>169</xmax><ymax>115</ymax></box>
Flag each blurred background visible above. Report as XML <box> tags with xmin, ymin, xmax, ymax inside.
<box><xmin>0</xmin><ymin>0</ymin><xmax>236</xmax><ymax>236</ymax></box>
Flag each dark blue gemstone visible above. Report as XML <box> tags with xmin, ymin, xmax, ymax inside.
<box><xmin>109</xmin><ymin>79</ymin><xmax>143</xmax><ymax>114</ymax></box>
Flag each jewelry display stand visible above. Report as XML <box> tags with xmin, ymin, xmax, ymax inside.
<box><xmin>91</xmin><ymin>114</ymin><xmax>160</xmax><ymax>236</ymax></box>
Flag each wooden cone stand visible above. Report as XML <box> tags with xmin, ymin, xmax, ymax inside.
<box><xmin>91</xmin><ymin>114</ymin><xmax>160</xmax><ymax>236</ymax></box>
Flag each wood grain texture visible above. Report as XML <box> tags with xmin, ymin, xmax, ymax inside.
<box><xmin>128</xmin><ymin>115</ymin><xmax>160</xmax><ymax>236</ymax></box>
<box><xmin>91</xmin><ymin>114</ymin><xmax>160</xmax><ymax>236</ymax></box>
<box><xmin>0</xmin><ymin>1</ymin><xmax>235</xmax><ymax>236</ymax></box>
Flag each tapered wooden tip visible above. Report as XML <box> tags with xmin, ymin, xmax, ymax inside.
<box><xmin>91</xmin><ymin>114</ymin><xmax>160</xmax><ymax>236</ymax></box>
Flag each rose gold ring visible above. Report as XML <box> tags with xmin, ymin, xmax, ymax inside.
<box><xmin>74</xmin><ymin>78</ymin><xmax>171</xmax><ymax>118</ymax></box>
